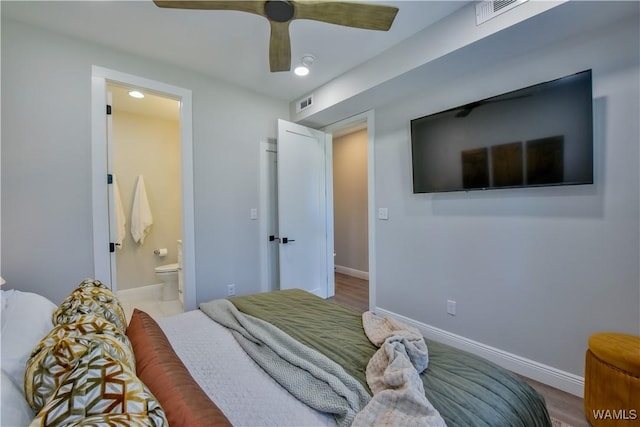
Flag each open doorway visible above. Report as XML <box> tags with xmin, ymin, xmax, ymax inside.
<box><xmin>107</xmin><ymin>83</ymin><xmax>184</xmax><ymax>320</ymax></box>
<box><xmin>331</xmin><ymin>124</ymin><xmax>369</xmax><ymax>312</ymax></box>
<box><xmin>91</xmin><ymin>66</ymin><xmax>197</xmax><ymax>316</ymax></box>
<box><xmin>259</xmin><ymin>111</ymin><xmax>374</xmax><ymax>312</ymax></box>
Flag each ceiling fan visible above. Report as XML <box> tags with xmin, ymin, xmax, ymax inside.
<box><xmin>153</xmin><ymin>1</ymin><xmax>399</xmax><ymax>72</ymax></box>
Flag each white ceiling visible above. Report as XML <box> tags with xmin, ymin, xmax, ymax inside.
<box><xmin>108</xmin><ymin>83</ymin><xmax>181</xmax><ymax>121</ymax></box>
<box><xmin>1</xmin><ymin>1</ymin><xmax>469</xmax><ymax>102</ymax></box>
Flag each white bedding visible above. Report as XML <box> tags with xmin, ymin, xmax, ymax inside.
<box><xmin>1</xmin><ymin>289</ymin><xmax>56</xmax><ymax>427</ymax></box>
<box><xmin>157</xmin><ymin>310</ymin><xmax>337</xmax><ymax>427</ymax></box>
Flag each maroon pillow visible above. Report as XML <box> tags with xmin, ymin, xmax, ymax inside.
<box><xmin>126</xmin><ymin>309</ymin><xmax>231</xmax><ymax>427</ymax></box>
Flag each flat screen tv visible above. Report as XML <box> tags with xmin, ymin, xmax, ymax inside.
<box><xmin>410</xmin><ymin>70</ymin><xmax>593</xmax><ymax>194</ymax></box>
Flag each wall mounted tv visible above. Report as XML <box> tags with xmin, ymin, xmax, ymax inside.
<box><xmin>410</xmin><ymin>70</ymin><xmax>593</xmax><ymax>194</ymax></box>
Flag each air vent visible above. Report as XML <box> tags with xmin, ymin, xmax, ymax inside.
<box><xmin>476</xmin><ymin>0</ymin><xmax>528</xmax><ymax>25</ymax></box>
<box><xmin>296</xmin><ymin>94</ymin><xmax>314</xmax><ymax>113</ymax></box>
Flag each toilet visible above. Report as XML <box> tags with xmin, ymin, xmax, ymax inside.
<box><xmin>155</xmin><ymin>263</ymin><xmax>179</xmax><ymax>301</ymax></box>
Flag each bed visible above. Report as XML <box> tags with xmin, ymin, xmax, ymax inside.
<box><xmin>2</xmin><ymin>280</ymin><xmax>552</xmax><ymax>427</ymax></box>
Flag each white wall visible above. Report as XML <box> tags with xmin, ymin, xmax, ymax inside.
<box><xmin>372</xmin><ymin>17</ymin><xmax>639</xmax><ymax>379</ymax></box>
<box><xmin>1</xmin><ymin>19</ymin><xmax>288</xmax><ymax>304</ymax></box>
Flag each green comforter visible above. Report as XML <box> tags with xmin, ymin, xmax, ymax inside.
<box><xmin>229</xmin><ymin>289</ymin><xmax>551</xmax><ymax>427</ymax></box>
<box><xmin>200</xmin><ymin>298</ymin><xmax>370</xmax><ymax>427</ymax></box>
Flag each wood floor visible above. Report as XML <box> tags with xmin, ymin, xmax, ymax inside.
<box><xmin>330</xmin><ymin>272</ymin><xmax>589</xmax><ymax>427</ymax></box>
<box><xmin>329</xmin><ymin>272</ymin><xmax>370</xmax><ymax>313</ymax></box>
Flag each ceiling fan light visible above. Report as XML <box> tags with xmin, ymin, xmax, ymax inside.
<box><xmin>294</xmin><ymin>66</ymin><xmax>310</xmax><ymax>77</ymax></box>
<box><xmin>129</xmin><ymin>90</ymin><xmax>145</xmax><ymax>99</ymax></box>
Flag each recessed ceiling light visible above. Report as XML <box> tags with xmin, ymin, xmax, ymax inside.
<box><xmin>129</xmin><ymin>90</ymin><xmax>145</xmax><ymax>99</ymax></box>
<box><xmin>294</xmin><ymin>66</ymin><xmax>310</xmax><ymax>77</ymax></box>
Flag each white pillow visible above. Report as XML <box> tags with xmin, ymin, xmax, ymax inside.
<box><xmin>1</xmin><ymin>290</ymin><xmax>57</xmax><ymax>390</ymax></box>
<box><xmin>1</xmin><ymin>369</ymin><xmax>34</xmax><ymax>426</ymax></box>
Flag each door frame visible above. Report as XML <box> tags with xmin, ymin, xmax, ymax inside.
<box><xmin>90</xmin><ymin>65</ymin><xmax>197</xmax><ymax>311</ymax></box>
<box><xmin>259</xmin><ymin>110</ymin><xmax>375</xmax><ymax>309</ymax></box>
<box><xmin>259</xmin><ymin>139</ymin><xmax>278</xmax><ymax>293</ymax></box>
<box><xmin>323</xmin><ymin>110</ymin><xmax>375</xmax><ymax>310</ymax></box>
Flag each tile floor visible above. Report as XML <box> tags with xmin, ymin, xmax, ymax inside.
<box><xmin>118</xmin><ymin>283</ymin><xmax>184</xmax><ymax>324</ymax></box>
<box><xmin>120</xmin><ymin>298</ymin><xmax>184</xmax><ymax>323</ymax></box>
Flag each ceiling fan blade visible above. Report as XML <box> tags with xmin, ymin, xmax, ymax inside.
<box><xmin>153</xmin><ymin>1</ymin><xmax>265</xmax><ymax>16</ymax></box>
<box><xmin>294</xmin><ymin>1</ymin><xmax>398</xmax><ymax>31</ymax></box>
<box><xmin>269</xmin><ymin>21</ymin><xmax>292</xmax><ymax>72</ymax></box>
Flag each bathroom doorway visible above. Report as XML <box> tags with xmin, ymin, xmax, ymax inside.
<box><xmin>108</xmin><ymin>83</ymin><xmax>184</xmax><ymax>319</ymax></box>
<box><xmin>91</xmin><ymin>66</ymin><xmax>196</xmax><ymax>317</ymax></box>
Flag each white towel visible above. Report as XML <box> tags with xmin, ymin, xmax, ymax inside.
<box><xmin>353</xmin><ymin>312</ymin><xmax>445</xmax><ymax>427</ymax></box>
<box><xmin>113</xmin><ymin>176</ymin><xmax>126</xmax><ymax>249</ymax></box>
<box><xmin>131</xmin><ymin>175</ymin><xmax>153</xmax><ymax>244</ymax></box>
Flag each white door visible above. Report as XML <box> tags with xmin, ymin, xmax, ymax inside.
<box><xmin>277</xmin><ymin>119</ymin><xmax>334</xmax><ymax>298</ymax></box>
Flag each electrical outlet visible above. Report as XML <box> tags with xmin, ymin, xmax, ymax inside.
<box><xmin>446</xmin><ymin>299</ymin><xmax>456</xmax><ymax>316</ymax></box>
<box><xmin>227</xmin><ymin>284</ymin><xmax>236</xmax><ymax>297</ymax></box>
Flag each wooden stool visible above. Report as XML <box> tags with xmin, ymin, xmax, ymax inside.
<box><xmin>584</xmin><ymin>332</ymin><xmax>640</xmax><ymax>426</ymax></box>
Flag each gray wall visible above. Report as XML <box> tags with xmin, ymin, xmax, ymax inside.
<box><xmin>373</xmin><ymin>17</ymin><xmax>639</xmax><ymax>376</ymax></box>
<box><xmin>333</xmin><ymin>129</ymin><xmax>368</xmax><ymax>274</ymax></box>
<box><xmin>1</xmin><ymin>19</ymin><xmax>288</xmax><ymax>304</ymax></box>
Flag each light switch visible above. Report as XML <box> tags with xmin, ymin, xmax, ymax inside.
<box><xmin>447</xmin><ymin>299</ymin><xmax>456</xmax><ymax>316</ymax></box>
<box><xmin>250</xmin><ymin>208</ymin><xmax>258</xmax><ymax>220</ymax></box>
<box><xmin>378</xmin><ymin>208</ymin><xmax>389</xmax><ymax>220</ymax></box>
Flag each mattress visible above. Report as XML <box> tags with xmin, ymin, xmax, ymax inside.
<box><xmin>157</xmin><ymin>310</ymin><xmax>336</xmax><ymax>427</ymax></box>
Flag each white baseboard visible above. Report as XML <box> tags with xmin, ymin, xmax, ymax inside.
<box><xmin>118</xmin><ymin>283</ymin><xmax>163</xmax><ymax>302</ymax></box>
<box><xmin>375</xmin><ymin>307</ymin><xmax>585</xmax><ymax>398</ymax></box>
<box><xmin>335</xmin><ymin>265</ymin><xmax>369</xmax><ymax>280</ymax></box>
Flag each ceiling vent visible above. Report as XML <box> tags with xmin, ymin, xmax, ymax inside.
<box><xmin>476</xmin><ymin>0</ymin><xmax>528</xmax><ymax>25</ymax></box>
<box><xmin>296</xmin><ymin>94</ymin><xmax>314</xmax><ymax>113</ymax></box>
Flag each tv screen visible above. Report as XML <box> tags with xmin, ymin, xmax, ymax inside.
<box><xmin>410</xmin><ymin>70</ymin><xmax>593</xmax><ymax>194</ymax></box>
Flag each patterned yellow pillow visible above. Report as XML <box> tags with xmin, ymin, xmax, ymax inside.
<box><xmin>25</xmin><ymin>314</ymin><xmax>135</xmax><ymax>412</ymax></box>
<box><xmin>63</xmin><ymin>413</ymin><xmax>165</xmax><ymax>426</ymax></box>
<box><xmin>53</xmin><ymin>279</ymin><xmax>127</xmax><ymax>333</ymax></box>
<box><xmin>29</xmin><ymin>342</ymin><xmax>167</xmax><ymax>427</ymax></box>
<box><xmin>76</xmin><ymin>278</ymin><xmax>109</xmax><ymax>290</ymax></box>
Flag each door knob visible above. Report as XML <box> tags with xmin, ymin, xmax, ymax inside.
<box><xmin>269</xmin><ymin>235</ymin><xmax>295</xmax><ymax>244</ymax></box>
